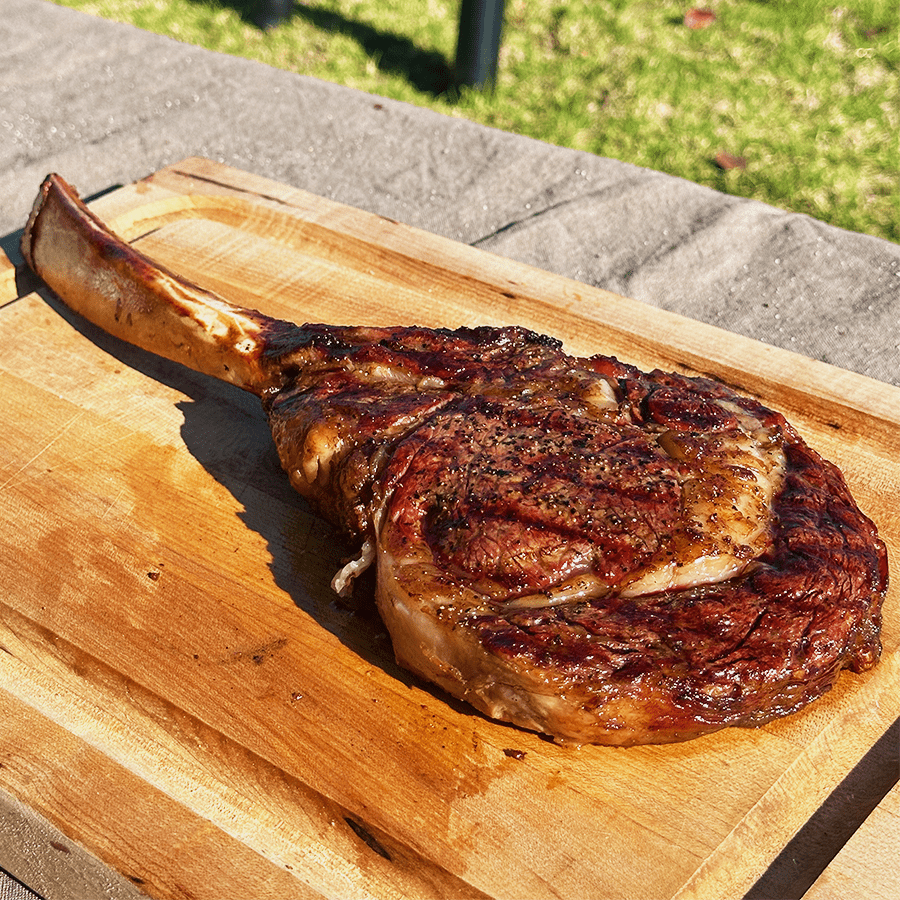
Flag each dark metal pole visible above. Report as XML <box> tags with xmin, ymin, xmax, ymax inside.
<box><xmin>253</xmin><ymin>0</ymin><xmax>294</xmax><ymax>31</ymax></box>
<box><xmin>454</xmin><ymin>0</ymin><xmax>506</xmax><ymax>90</ymax></box>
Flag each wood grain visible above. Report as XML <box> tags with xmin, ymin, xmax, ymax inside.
<box><xmin>803</xmin><ymin>783</ymin><xmax>900</xmax><ymax>899</ymax></box>
<box><xmin>1</xmin><ymin>158</ymin><xmax>897</xmax><ymax>900</ymax></box>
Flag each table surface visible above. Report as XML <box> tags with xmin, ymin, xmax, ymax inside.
<box><xmin>1</xmin><ymin>2</ymin><xmax>898</xmax><ymax>898</ymax></box>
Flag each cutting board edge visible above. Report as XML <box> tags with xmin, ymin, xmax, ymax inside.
<box><xmin>672</xmin><ymin>666</ymin><xmax>900</xmax><ymax>900</ymax></box>
<box><xmin>110</xmin><ymin>159</ymin><xmax>900</xmax><ymax>438</ymax></box>
<box><xmin>3</xmin><ymin>158</ymin><xmax>898</xmax><ymax>900</ymax></box>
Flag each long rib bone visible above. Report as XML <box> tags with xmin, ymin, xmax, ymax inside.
<box><xmin>22</xmin><ymin>174</ymin><xmax>294</xmax><ymax>395</ymax></box>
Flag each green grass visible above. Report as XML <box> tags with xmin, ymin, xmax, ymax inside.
<box><xmin>55</xmin><ymin>0</ymin><xmax>899</xmax><ymax>243</ymax></box>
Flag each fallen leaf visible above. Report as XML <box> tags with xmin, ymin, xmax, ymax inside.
<box><xmin>715</xmin><ymin>151</ymin><xmax>747</xmax><ymax>170</ymax></box>
<box><xmin>685</xmin><ymin>8</ymin><xmax>717</xmax><ymax>30</ymax></box>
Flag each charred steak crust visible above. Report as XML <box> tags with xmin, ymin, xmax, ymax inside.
<box><xmin>265</xmin><ymin>325</ymin><xmax>886</xmax><ymax>744</ymax></box>
<box><xmin>23</xmin><ymin>175</ymin><xmax>887</xmax><ymax>745</ymax></box>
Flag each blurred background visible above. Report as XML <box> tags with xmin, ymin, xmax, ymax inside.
<box><xmin>51</xmin><ymin>0</ymin><xmax>899</xmax><ymax>244</ymax></box>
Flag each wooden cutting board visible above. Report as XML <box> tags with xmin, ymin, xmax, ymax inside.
<box><xmin>804</xmin><ymin>781</ymin><xmax>900</xmax><ymax>900</ymax></box>
<box><xmin>1</xmin><ymin>158</ymin><xmax>897</xmax><ymax>900</ymax></box>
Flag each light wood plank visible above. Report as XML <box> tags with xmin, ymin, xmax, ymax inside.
<box><xmin>1</xmin><ymin>158</ymin><xmax>897</xmax><ymax>900</ymax></box>
<box><xmin>803</xmin><ymin>783</ymin><xmax>900</xmax><ymax>900</ymax></box>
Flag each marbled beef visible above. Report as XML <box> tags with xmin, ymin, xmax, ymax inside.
<box><xmin>22</xmin><ymin>174</ymin><xmax>887</xmax><ymax>744</ymax></box>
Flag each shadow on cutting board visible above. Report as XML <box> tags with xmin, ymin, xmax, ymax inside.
<box><xmin>28</xmin><ymin>280</ymin><xmax>425</xmax><ymax>689</ymax></box>
<box><xmin>745</xmin><ymin>715</ymin><xmax>899</xmax><ymax>899</ymax></box>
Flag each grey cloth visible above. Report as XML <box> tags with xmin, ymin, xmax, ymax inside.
<box><xmin>2</xmin><ymin>0</ymin><xmax>898</xmax><ymax>386</ymax></box>
<box><xmin>1</xmin><ymin>786</ymin><xmax>146</xmax><ymax>900</ymax></box>
<box><xmin>0</xmin><ymin>870</ymin><xmax>39</xmax><ymax>900</ymax></box>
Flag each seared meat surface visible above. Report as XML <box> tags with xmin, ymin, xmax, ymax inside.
<box><xmin>22</xmin><ymin>175</ymin><xmax>887</xmax><ymax>744</ymax></box>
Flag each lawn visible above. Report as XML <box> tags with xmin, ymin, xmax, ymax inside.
<box><xmin>54</xmin><ymin>0</ymin><xmax>899</xmax><ymax>244</ymax></box>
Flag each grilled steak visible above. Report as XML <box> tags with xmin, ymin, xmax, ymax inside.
<box><xmin>22</xmin><ymin>174</ymin><xmax>887</xmax><ymax>745</ymax></box>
